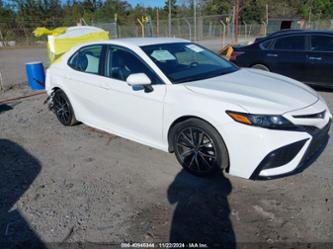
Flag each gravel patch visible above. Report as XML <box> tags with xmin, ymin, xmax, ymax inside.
<box><xmin>0</xmin><ymin>84</ymin><xmax>332</xmax><ymax>247</ymax></box>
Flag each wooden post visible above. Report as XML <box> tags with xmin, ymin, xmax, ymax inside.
<box><xmin>137</xmin><ymin>18</ymin><xmax>145</xmax><ymax>37</ymax></box>
<box><xmin>235</xmin><ymin>0</ymin><xmax>240</xmax><ymax>44</ymax></box>
<box><xmin>266</xmin><ymin>4</ymin><xmax>269</xmax><ymax>34</ymax></box>
<box><xmin>156</xmin><ymin>9</ymin><xmax>160</xmax><ymax>37</ymax></box>
<box><xmin>0</xmin><ymin>29</ymin><xmax>6</xmax><ymax>48</ymax></box>
<box><xmin>114</xmin><ymin>13</ymin><xmax>119</xmax><ymax>38</ymax></box>
<box><xmin>220</xmin><ymin>20</ymin><xmax>226</xmax><ymax>46</ymax></box>
<box><xmin>193</xmin><ymin>0</ymin><xmax>197</xmax><ymax>41</ymax></box>
<box><xmin>231</xmin><ymin>7</ymin><xmax>235</xmax><ymax>43</ymax></box>
<box><xmin>168</xmin><ymin>0</ymin><xmax>171</xmax><ymax>36</ymax></box>
<box><xmin>0</xmin><ymin>71</ymin><xmax>4</xmax><ymax>92</ymax></box>
<box><xmin>183</xmin><ymin>18</ymin><xmax>191</xmax><ymax>40</ymax></box>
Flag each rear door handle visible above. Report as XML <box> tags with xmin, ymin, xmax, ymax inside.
<box><xmin>267</xmin><ymin>53</ymin><xmax>278</xmax><ymax>57</ymax></box>
<box><xmin>308</xmin><ymin>56</ymin><xmax>322</xmax><ymax>61</ymax></box>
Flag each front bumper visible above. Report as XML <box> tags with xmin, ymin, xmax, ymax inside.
<box><xmin>217</xmin><ymin>100</ymin><xmax>332</xmax><ymax>180</ymax></box>
<box><xmin>250</xmin><ymin>119</ymin><xmax>331</xmax><ymax>180</ymax></box>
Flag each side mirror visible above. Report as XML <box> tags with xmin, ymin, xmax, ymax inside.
<box><xmin>126</xmin><ymin>73</ymin><xmax>153</xmax><ymax>93</ymax></box>
<box><xmin>126</xmin><ymin>73</ymin><xmax>151</xmax><ymax>86</ymax></box>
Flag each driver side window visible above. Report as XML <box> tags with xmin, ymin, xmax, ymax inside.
<box><xmin>105</xmin><ymin>46</ymin><xmax>163</xmax><ymax>84</ymax></box>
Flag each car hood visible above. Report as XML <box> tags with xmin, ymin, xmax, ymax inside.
<box><xmin>184</xmin><ymin>68</ymin><xmax>319</xmax><ymax>114</ymax></box>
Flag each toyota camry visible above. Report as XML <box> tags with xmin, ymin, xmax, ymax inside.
<box><xmin>45</xmin><ymin>38</ymin><xmax>332</xmax><ymax>180</ymax></box>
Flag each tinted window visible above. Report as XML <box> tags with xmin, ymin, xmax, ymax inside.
<box><xmin>68</xmin><ymin>45</ymin><xmax>103</xmax><ymax>74</ymax></box>
<box><xmin>68</xmin><ymin>52</ymin><xmax>81</xmax><ymax>70</ymax></box>
<box><xmin>105</xmin><ymin>46</ymin><xmax>162</xmax><ymax>84</ymax></box>
<box><xmin>141</xmin><ymin>43</ymin><xmax>238</xmax><ymax>84</ymax></box>
<box><xmin>260</xmin><ymin>40</ymin><xmax>273</xmax><ymax>49</ymax></box>
<box><xmin>274</xmin><ymin>36</ymin><xmax>305</xmax><ymax>50</ymax></box>
<box><xmin>311</xmin><ymin>35</ymin><xmax>333</xmax><ymax>52</ymax></box>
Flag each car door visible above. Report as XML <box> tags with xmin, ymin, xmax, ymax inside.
<box><xmin>95</xmin><ymin>45</ymin><xmax>167</xmax><ymax>149</ymax></box>
<box><xmin>265</xmin><ymin>35</ymin><xmax>307</xmax><ymax>81</ymax></box>
<box><xmin>305</xmin><ymin>34</ymin><xmax>333</xmax><ymax>86</ymax></box>
<box><xmin>66</xmin><ymin>44</ymin><xmax>112</xmax><ymax>125</ymax></box>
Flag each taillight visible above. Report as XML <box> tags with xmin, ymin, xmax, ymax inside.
<box><xmin>230</xmin><ymin>51</ymin><xmax>245</xmax><ymax>61</ymax></box>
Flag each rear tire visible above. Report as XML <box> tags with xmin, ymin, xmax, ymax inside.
<box><xmin>252</xmin><ymin>64</ymin><xmax>270</xmax><ymax>71</ymax></box>
<box><xmin>52</xmin><ymin>89</ymin><xmax>77</xmax><ymax>126</ymax></box>
<box><xmin>172</xmin><ymin>118</ymin><xmax>229</xmax><ymax>177</ymax></box>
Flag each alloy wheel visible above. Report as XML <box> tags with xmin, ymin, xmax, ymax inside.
<box><xmin>53</xmin><ymin>93</ymin><xmax>71</xmax><ymax>125</ymax></box>
<box><xmin>175</xmin><ymin>127</ymin><xmax>217</xmax><ymax>173</ymax></box>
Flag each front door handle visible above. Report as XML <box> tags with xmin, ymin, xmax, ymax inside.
<box><xmin>308</xmin><ymin>56</ymin><xmax>322</xmax><ymax>61</ymax></box>
<box><xmin>267</xmin><ymin>53</ymin><xmax>278</xmax><ymax>57</ymax></box>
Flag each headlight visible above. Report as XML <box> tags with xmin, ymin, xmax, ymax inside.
<box><xmin>226</xmin><ymin>111</ymin><xmax>296</xmax><ymax>130</ymax></box>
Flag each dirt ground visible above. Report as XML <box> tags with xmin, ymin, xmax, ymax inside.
<box><xmin>0</xmin><ymin>84</ymin><xmax>332</xmax><ymax>248</ymax></box>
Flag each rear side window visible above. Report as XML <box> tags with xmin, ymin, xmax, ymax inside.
<box><xmin>274</xmin><ymin>36</ymin><xmax>305</xmax><ymax>50</ymax></box>
<box><xmin>311</xmin><ymin>35</ymin><xmax>333</xmax><ymax>52</ymax></box>
<box><xmin>68</xmin><ymin>45</ymin><xmax>103</xmax><ymax>74</ymax></box>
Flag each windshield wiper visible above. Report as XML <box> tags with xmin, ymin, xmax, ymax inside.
<box><xmin>174</xmin><ymin>69</ymin><xmax>234</xmax><ymax>84</ymax></box>
<box><xmin>175</xmin><ymin>75</ymin><xmax>210</xmax><ymax>84</ymax></box>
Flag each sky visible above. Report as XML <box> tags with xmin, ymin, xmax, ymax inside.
<box><xmin>128</xmin><ymin>0</ymin><xmax>166</xmax><ymax>8</ymax></box>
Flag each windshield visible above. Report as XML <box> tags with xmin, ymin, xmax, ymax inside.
<box><xmin>141</xmin><ymin>42</ymin><xmax>238</xmax><ymax>83</ymax></box>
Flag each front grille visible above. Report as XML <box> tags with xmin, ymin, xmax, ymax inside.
<box><xmin>301</xmin><ymin>120</ymin><xmax>331</xmax><ymax>163</ymax></box>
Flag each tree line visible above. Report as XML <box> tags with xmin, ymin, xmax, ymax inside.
<box><xmin>0</xmin><ymin>0</ymin><xmax>333</xmax><ymax>40</ymax></box>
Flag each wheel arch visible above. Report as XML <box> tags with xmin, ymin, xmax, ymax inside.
<box><xmin>167</xmin><ymin>115</ymin><xmax>220</xmax><ymax>152</ymax></box>
<box><xmin>167</xmin><ymin>115</ymin><xmax>231</xmax><ymax>172</ymax></box>
<box><xmin>51</xmin><ymin>86</ymin><xmax>61</xmax><ymax>92</ymax></box>
<box><xmin>250</xmin><ymin>63</ymin><xmax>271</xmax><ymax>71</ymax></box>
<box><xmin>50</xmin><ymin>85</ymin><xmax>79</xmax><ymax>121</ymax></box>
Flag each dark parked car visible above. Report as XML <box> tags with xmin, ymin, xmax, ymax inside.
<box><xmin>231</xmin><ymin>30</ymin><xmax>333</xmax><ymax>88</ymax></box>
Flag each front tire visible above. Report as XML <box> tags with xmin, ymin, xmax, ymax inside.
<box><xmin>52</xmin><ymin>89</ymin><xmax>77</xmax><ymax>126</ymax></box>
<box><xmin>172</xmin><ymin>118</ymin><xmax>229</xmax><ymax>177</ymax></box>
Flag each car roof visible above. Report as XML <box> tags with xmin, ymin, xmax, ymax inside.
<box><xmin>268</xmin><ymin>29</ymin><xmax>304</xmax><ymax>37</ymax></box>
<box><xmin>256</xmin><ymin>29</ymin><xmax>333</xmax><ymax>44</ymax></box>
<box><xmin>83</xmin><ymin>37</ymin><xmax>190</xmax><ymax>47</ymax></box>
<box><xmin>270</xmin><ymin>29</ymin><xmax>333</xmax><ymax>36</ymax></box>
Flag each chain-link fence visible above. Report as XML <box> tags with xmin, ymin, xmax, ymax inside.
<box><xmin>1</xmin><ymin>15</ymin><xmax>333</xmax><ymax>89</ymax></box>
<box><xmin>0</xmin><ymin>15</ymin><xmax>268</xmax><ymax>48</ymax></box>
<box><xmin>97</xmin><ymin>15</ymin><xmax>266</xmax><ymax>44</ymax></box>
<box><xmin>307</xmin><ymin>19</ymin><xmax>333</xmax><ymax>30</ymax></box>
<box><xmin>2</xmin><ymin>15</ymin><xmax>333</xmax><ymax>48</ymax></box>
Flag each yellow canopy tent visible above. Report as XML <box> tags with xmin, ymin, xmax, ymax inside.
<box><xmin>34</xmin><ymin>26</ymin><xmax>109</xmax><ymax>64</ymax></box>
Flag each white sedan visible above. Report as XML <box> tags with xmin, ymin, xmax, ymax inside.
<box><xmin>46</xmin><ymin>38</ymin><xmax>332</xmax><ymax>180</ymax></box>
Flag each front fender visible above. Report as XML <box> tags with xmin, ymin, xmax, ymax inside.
<box><xmin>163</xmin><ymin>85</ymin><xmax>242</xmax><ymax>150</ymax></box>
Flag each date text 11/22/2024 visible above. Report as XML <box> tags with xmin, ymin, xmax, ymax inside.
<box><xmin>120</xmin><ymin>242</ymin><xmax>209</xmax><ymax>248</ymax></box>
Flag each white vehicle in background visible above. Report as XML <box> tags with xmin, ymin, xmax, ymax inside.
<box><xmin>46</xmin><ymin>38</ymin><xmax>331</xmax><ymax>180</ymax></box>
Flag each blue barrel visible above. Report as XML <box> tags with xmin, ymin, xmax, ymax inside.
<box><xmin>25</xmin><ymin>62</ymin><xmax>45</xmax><ymax>91</ymax></box>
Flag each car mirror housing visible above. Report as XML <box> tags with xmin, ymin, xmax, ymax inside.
<box><xmin>126</xmin><ymin>73</ymin><xmax>152</xmax><ymax>86</ymax></box>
